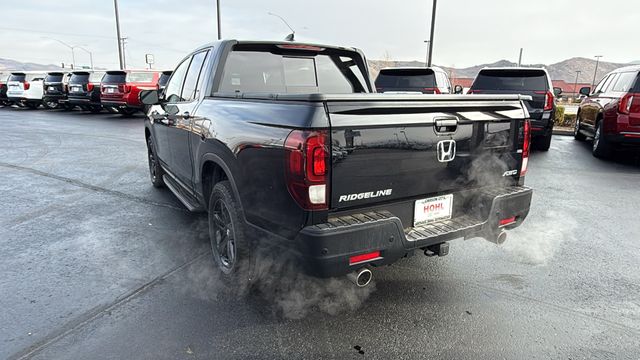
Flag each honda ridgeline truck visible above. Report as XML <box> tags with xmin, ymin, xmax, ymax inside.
<box><xmin>140</xmin><ymin>40</ymin><xmax>533</xmax><ymax>286</ymax></box>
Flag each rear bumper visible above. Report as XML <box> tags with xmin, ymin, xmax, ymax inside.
<box><xmin>43</xmin><ymin>94</ymin><xmax>66</xmax><ymax>101</ymax></box>
<box><xmin>101</xmin><ymin>100</ymin><xmax>141</xmax><ymax>109</ymax></box>
<box><xmin>605</xmin><ymin>133</ymin><xmax>640</xmax><ymax>147</ymax></box>
<box><xmin>297</xmin><ymin>186</ymin><xmax>533</xmax><ymax>277</ymax></box>
<box><xmin>7</xmin><ymin>97</ymin><xmax>40</xmax><ymax>104</ymax></box>
<box><xmin>530</xmin><ymin>110</ymin><xmax>553</xmax><ymax>136</ymax></box>
<box><xmin>68</xmin><ymin>96</ymin><xmax>101</xmax><ymax>106</ymax></box>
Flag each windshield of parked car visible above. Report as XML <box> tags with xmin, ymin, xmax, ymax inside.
<box><xmin>102</xmin><ymin>72</ymin><xmax>127</xmax><ymax>84</ymax></box>
<box><xmin>472</xmin><ymin>70</ymin><xmax>548</xmax><ymax>91</ymax></box>
<box><xmin>218</xmin><ymin>44</ymin><xmax>370</xmax><ymax>94</ymax></box>
<box><xmin>45</xmin><ymin>73</ymin><xmax>64</xmax><ymax>83</ymax></box>
<box><xmin>375</xmin><ymin>69</ymin><xmax>436</xmax><ymax>89</ymax></box>
<box><xmin>9</xmin><ymin>74</ymin><xmax>26</xmax><ymax>82</ymax></box>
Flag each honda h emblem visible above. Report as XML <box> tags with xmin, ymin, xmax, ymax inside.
<box><xmin>436</xmin><ymin>140</ymin><xmax>456</xmax><ymax>162</ymax></box>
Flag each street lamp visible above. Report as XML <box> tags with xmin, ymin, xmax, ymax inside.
<box><xmin>592</xmin><ymin>55</ymin><xmax>603</xmax><ymax>88</ymax></box>
<box><xmin>42</xmin><ymin>37</ymin><xmax>77</xmax><ymax>68</ymax></box>
<box><xmin>573</xmin><ymin>70</ymin><xmax>582</xmax><ymax>101</ymax></box>
<box><xmin>113</xmin><ymin>0</ymin><xmax>124</xmax><ymax>69</ymax></box>
<box><xmin>268</xmin><ymin>12</ymin><xmax>295</xmax><ymax>41</ymax></box>
<box><xmin>426</xmin><ymin>0</ymin><xmax>437</xmax><ymax>67</ymax></box>
<box><xmin>76</xmin><ymin>46</ymin><xmax>94</xmax><ymax>70</ymax></box>
<box><xmin>216</xmin><ymin>0</ymin><xmax>221</xmax><ymax>40</ymax></box>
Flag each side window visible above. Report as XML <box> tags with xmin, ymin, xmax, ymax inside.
<box><xmin>164</xmin><ymin>57</ymin><xmax>191</xmax><ymax>103</ymax></box>
<box><xmin>593</xmin><ymin>74</ymin><xmax>610</xmax><ymax>94</ymax></box>
<box><xmin>611</xmin><ymin>72</ymin><xmax>636</xmax><ymax>93</ymax></box>
<box><xmin>181</xmin><ymin>50</ymin><xmax>210</xmax><ymax>102</ymax></box>
<box><xmin>601</xmin><ymin>73</ymin><xmax>618</xmax><ymax>93</ymax></box>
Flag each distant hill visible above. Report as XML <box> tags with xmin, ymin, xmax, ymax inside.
<box><xmin>369</xmin><ymin>57</ymin><xmax>631</xmax><ymax>84</ymax></box>
<box><xmin>0</xmin><ymin>58</ymin><xmax>62</xmax><ymax>72</ymax></box>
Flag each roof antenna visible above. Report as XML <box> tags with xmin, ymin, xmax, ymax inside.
<box><xmin>268</xmin><ymin>12</ymin><xmax>295</xmax><ymax>41</ymax></box>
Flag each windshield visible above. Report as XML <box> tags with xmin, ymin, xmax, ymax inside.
<box><xmin>375</xmin><ymin>69</ymin><xmax>436</xmax><ymax>89</ymax></box>
<box><xmin>472</xmin><ymin>70</ymin><xmax>548</xmax><ymax>91</ymax></box>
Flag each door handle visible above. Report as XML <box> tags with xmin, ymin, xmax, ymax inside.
<box><xmin>434</xmin><ymin>118</ymin><xmax>459</xmax><ymax>134</ymax></box>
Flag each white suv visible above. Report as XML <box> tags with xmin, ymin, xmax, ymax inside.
<box><xmin>6</xmin><ymin>72</ymin><xmax>46</xmax><ymax>109</ymax></box>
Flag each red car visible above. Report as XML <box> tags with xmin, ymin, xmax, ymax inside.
<box><xmin>575</xmin><ymin>65</ymin><xmax>640</xmax><ymax>158</ymax></box>
<box><xmin>100</xmin><ymin>70</ymin><xmax>161</xmax><ymax>115</ymax></box>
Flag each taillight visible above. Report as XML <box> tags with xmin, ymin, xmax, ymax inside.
<box><xmin>284</xmin><ymin>130</ymin><xmax>329</xmax><ymax>210</ymax></box>
<box><xmin>619</xmin><ymin>93</ymin><xmax>636</xmax><ymax>114</ymax></box>
<box><xmin>124</xmin><ymin>84</ymin><xmax>132</xmax><ymax>93</ymax></box>
<box><xmin>535</xmin><ymin>90</ymin><xmax>554</xmax><ymax>111</ymax></box>
<box><xmin>422</xmin><ymin>87</ymin><xmax>441</xmax><ymax>94</ymax></box>
<box><xmin>87</xmin><ymin>83</ymin><xmax>94</xmax><ymax>92</ymax></box>
<box><xmin>521</xmin><ymin>119</ymin><xmax>531</xmax><ymax>176</ymax></box>
<box><xmin>23</xmin><ymin>81</ymin><xmax>30</xmax><ymax>90</ymax></box>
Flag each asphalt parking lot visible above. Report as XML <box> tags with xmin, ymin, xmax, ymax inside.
<box><xmin>1</xmin><ymin>107</ymin><xmax>639</xmax><ymax>359</ymax></box>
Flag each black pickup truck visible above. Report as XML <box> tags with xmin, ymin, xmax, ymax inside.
<box><xmin>140</xmin><ymin>40</ymin><xmax>533</xmax><ymax>286</ymax></box>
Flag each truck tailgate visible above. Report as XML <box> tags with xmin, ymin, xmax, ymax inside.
<box><xmin>326</xmin><ymin>95</ymin><xmax>528</xmax><ymax>210</ymax></box>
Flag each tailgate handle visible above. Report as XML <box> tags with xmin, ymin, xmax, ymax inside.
<box><xmin>434</xmin><ymin>118</ymin><xmax>458</xmax><ymax>134</ymax></box>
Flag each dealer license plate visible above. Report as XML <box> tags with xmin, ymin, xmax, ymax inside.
<box><xmin>414</xmin><ymin>194</ymin><xmax>453</xmax><ymax>226</ymax></box>
<box><xmin>107</xmin><ymin>88</ymin><xmax>115</xmax><ymax>93</ymax></box>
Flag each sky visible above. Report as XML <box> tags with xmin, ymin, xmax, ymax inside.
<box><xmin>0</xmin><ymin>0</ymin><xmax>638</xmax><ymax>70</ymax></box>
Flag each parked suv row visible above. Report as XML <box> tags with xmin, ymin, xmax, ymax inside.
<box><xmin>575</xmin><ymin>65</ymin><xmax>640</xmax><ymax>158</ymax></box>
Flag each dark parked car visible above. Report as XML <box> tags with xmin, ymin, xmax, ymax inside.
<box><xmin>42</xmin><ymin>72</ymin><xmax>71</xmax><ymax>110</ymax></box>
<box><xmin>375</xmin><ymin>67</ymin><xmax>453</xmax><ymax>94</ymax></box>
<box><xmin>140</xmin><ymin>40</ymin><xmax>533</xmax><ymax>287</ymax></box>
<box><xmin>575</xmin><ymin>65</ymin><xmax>640</xmax><ymax>157</ymax></box>
<box><xmin>100</xmin><ymin>70</ymin><xmax>161</xmax><ymax>115</ymax></box>
<box><xmin>0</xmin><ymin>73</ymin><xmax>10</xmax><ymax>105</ymax></box>
<box><xmin>468</xmin><ymin>68</ymin><xmax>558</xmax><ymax>151</ymax></box>
<box><xmin>67</xmin><ymin>71</ymin><xmax>105</xmax><ymax>112</ymax></box>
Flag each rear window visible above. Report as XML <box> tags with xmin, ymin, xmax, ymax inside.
<box><xmin>472</xmin><ymin>70</ymin><xmax>548</xmax><ymax>91</ymax></box>
<box><xmin>45</xmin><ymin>73</ymin><xmax>64</xmax><ymax>83</ymax></box>
<box><xmin>69</xmin><ymin>73</ymin><xmax>90</xmax><ymax>84</ymax></box>
<box><xmin>127</xmin><ymin>72</ymin><xmax>154</xmax><ymax>83</ymax></box>
<box><xmin>218</xmin><ymin>45</ymin><xmax>369</xmax><ymax>94</ymax></box>
<box><xmin>158</xmin><ymin>72</ymin><xmax>172</xmax><ymax>87</ymax></box>
<box><xmin>9</xmin><ymin>74</ymin><xmax>26</xmax><ymax>82</ymax></box>
<box><xmin>375</xmin><ymin>69</ymin><xmax>436</xmax><ymax>89</ymax></box>
<box><xmin>90</xmin><ymin>72</ymin><xmax>105</xmax><ymax>82</ymax></box>
<box><xmin>611</xmin><ymin>71</ymin><xmax>638</xmax><ymax>92</ymax></box>
<box><xmin>102</xmin><ymin>72</ymin><xmax>127</xmax><ymax>83</ymax></box>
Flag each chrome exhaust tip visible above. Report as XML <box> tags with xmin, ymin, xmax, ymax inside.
<box><xmin>347</xmin><ymin>268</ymin><xmax>373</xmax><ymax>287</ymax></box>
<box><xmin>486</xmin><ymin>231</ymin><xmax>507</xmax><ymax>245</ymax></box>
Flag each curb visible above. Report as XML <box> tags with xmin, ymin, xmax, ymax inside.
<box><xmin>553</xmin><ymin>128</ymin><xmax>574</xmax><ymax>136</ymax></box>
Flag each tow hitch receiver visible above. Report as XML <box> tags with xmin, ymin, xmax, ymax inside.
<box><xmin>424</xmin><ymin>242</ymin><xmax>449</xmax><ymax>257</ymax></box>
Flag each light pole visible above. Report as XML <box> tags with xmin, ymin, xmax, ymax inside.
<box><xmin>573</xmin><ymin>70</ymin><xmax>581</xmax><ymax>101</ymax></box>
<box><xmin>268</xmin><ymin>12</ymin><xmax>295</xmax><ymax>41</ymax></box>
<box><xmin>76</xmin><ymin>46</ymin><xmax>94</xmax><ymax>70</ymax></box>
<box><xmin>113</xmin><ymin>0</ymin><xmax>124</xmax><ymax>69</ymax></box>
<box><xmin>423</xmin><ymin>40</ymin><xmax>430</xmax><ymax>66</ymax></box>
<box><xmin>42</xmin><ymin>37</ymin><xmax>77</xmax><ymax>68</ymax></box>
<box><xmin>427</xmin><ymin>0</ymin><xmax>437</xmax><ymax>66</ymax></box>
<box><xmin>518</xmin><ymin>48</ymin><xmax>523</xmax><ymax>66</ymax></box>
<box><xmin>592</xmin><ymin>55</ymin><xmax>603</xmax><ymax>88</ymax></box>
<box><xmin>216</xmin><ymin>0</ymin><xmax>221</xmax><ymax>40</ymax></box>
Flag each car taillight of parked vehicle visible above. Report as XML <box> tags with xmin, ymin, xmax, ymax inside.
<box><xmin>618</xmin><ymin>92</ymin><xmax>638</xmax><ymax>114</ymax></box>
<box><xmin>23</xmin><ymin>81</ymin><xmax>30</xmax><ymax>90</ymax></box>
<box><xmin>423</xmin><ymin>87</ymin><xmax>441</xmax><ymax>94</ymax></box>
<box><xmin>87</xmin><ymin>83</ymin><xmax>94</xmax><ymax>92</ymax></box>
<box><xmin>521</xmin><ymin>119</ymin><xmax>531</xmax><ymax>176</ymax></box>
<box><xmin>535</xmin><ymin>90</ymin><xmax>554</xmax><ymax>111</ymax></box>
<box><xmin>284</xmin><ymin>130</ymin><xmax>329</xmax><ymax>210</ymax></box>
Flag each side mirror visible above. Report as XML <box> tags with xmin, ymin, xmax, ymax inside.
<box><xmin>139</xmin><ymin>89</ymin><xmax>160</xmax><ymax>105</ymax></box>
<box><xmin>553</xmin><ymin>87</ymin><xmax>563</xmax><ymax>96</ymax></box>
<box><xmin>579</xmin><ymin>86</ymin><xmax>591</xmax><ymax>96</ymax></box>
<box><xmin>453</xmin><ymin>85</ymin><xmax>463</xmax><ymax>94</ymax></box>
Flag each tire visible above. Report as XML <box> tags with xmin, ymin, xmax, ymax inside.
<box><xmin>26</xmin><ymin>102</ymin><xmax>40</xmax><ymax>110</ymax></box>
<box><xmin>42</xmin><ymin>99</ymin><xmax>59</xmax><ymax>110</ymax></box>
<box><xmin>574</xmin><ymin>113</ymin><xmax>586</xmax><ymax>141</ymax></box>
<box><xmin>63</xmin><ymin>103</ymin><xmax>75</xmax><ymax>111</ymax></box>
<box><xmin>208</xmin><ymin>180</ymin><xmax>255</xmax><ymax>293</ymax></box>
<box><xmin>592</xmin><ymin>121</ymin><xmax>612</xmax><ymax>158</ymax></box>
<box><xmin>90</xmin><ymin>106</ymin><xmax>102</xmax><ymax>113</ymax></box>
<box><xmin>146</xmin><ymin>136</ymin><xmax>165</xmax><ymax>188</ymax></box>
<box><xmin>537</xmin><ymin>132</ymin><xmax>552</xmax><ymax>151</ymax></box>
<box><xmin>120</xmin><ymin>108</ymin><xmax>137</xmax><ymax>116</ymax></box>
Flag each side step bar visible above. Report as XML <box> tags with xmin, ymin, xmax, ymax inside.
<box><xmin>162</xmin><ymin>174</ymin><xmax>204</xmax><ymax>212</ymax></box>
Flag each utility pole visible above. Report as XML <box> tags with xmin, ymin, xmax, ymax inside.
<box><xmin>427</xmin><ymin>0</ymin><xmax>437</xmax><ymax>67</ymax></box>
<box><xmin>423</xmin><ymin>40</ymin><xmax>430</xmax><ymax>66</ymax></box>
<box><xmin>518</xmin><ymin>48</ymin><xmax>523</xmax><ymax>66</ymax></box>
<box><xmin>592</xmin><ymin>55</ymin><xmax>603</xmax><ymax>88</ymax></box>
<box><xmin>216</xmin><ymin>0</ymin><xmax>222</xmax><ymax>40</ymax></box>
<box><xmin>113</xmin><ymin>0</ymin><xmax>124</xmax><ymax>69</ymax></box>
<box><xmin>121</xmin><ymin>37</ymin><xmax>128</xmax><ymax>69</ymax></box>
<box><xmin>573</xmin><ymin>70</ymin><xmax>581</xmax><ymax>101</ymax></box>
